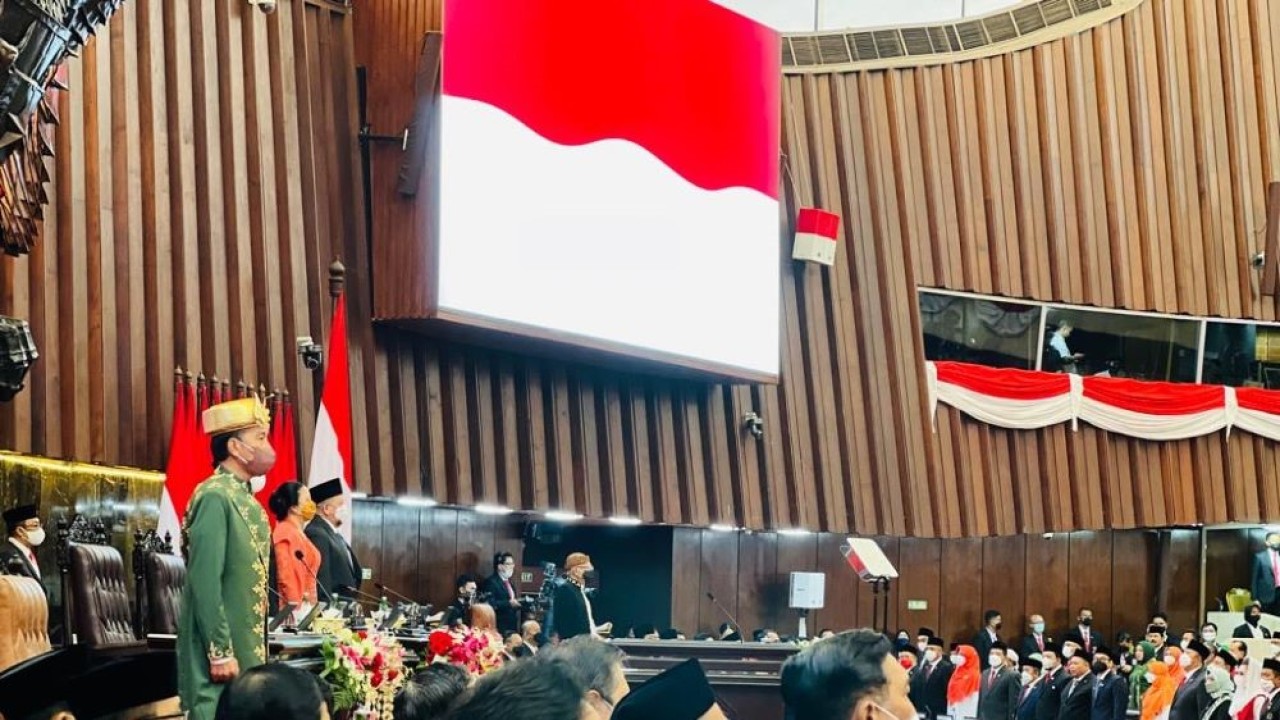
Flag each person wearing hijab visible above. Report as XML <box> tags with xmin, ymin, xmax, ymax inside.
<box><xmin>949</xmin><ymin>645</ymin><xmax>981</xmax><ymax>720</ymax></box>
<box><xmin>1131</xmin><ymin>642</ymin><xmax>1157</xmax><ymax>710</ymax></box>
<box><xmin>1164</xmin><ymin>647</ymin><xmax>1187</xmax><ymax>686</ymax></box>
<box><xmin>1143</xmin><ymin>661</ymin><xmax>1179</xmax><ymax>720</ymax></box>
<box><xmin>1233</xmin><ymin>603</ymin><xmax>1272</xmax><ymax>640</ymax></box>
<box><xmin>1200</xmin><ymin>666</ymin><xmax>1235</xmax><ymax>720</ymax></box>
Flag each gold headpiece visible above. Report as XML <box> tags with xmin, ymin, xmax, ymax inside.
<box><xmin>202</xmin><ymin>398</ymin><xmax>271</xmax><ymax>436</ymax></box>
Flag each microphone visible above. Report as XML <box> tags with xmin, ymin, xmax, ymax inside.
<box><xmin>706</xmin><ymin>592</ymin><xmax>745</xmax><ymax>642</ymax></box>
<box><xmin>294</xmin><ymin>550</ymin><xmax>335</xmax><ymax>605</ymax></box>
<box><xmin>375</xmin><ymin>582</ymin><xmax>418</xmax><ymax>605</ymax></box>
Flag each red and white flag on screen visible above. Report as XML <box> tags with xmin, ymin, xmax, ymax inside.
<box><xmin>307</xmin><ymin>294</ymin><xmax>354</xmax><ymax>541</ymax></box>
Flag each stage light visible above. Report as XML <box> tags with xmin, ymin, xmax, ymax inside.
<box><xmin>475</xmin><ymin>503</ymin><xmax>514</xmax><ymax>515</ymax></box>
<box><xmin>709</xmin><ymin>524</ymin><xmax>739</xmax><ymax>532</ymax></box>
<box><xmin>396</xmin><ymin>496</ymin><xmax>438</xmax><ymax>508</ymax></box>
<box><xmin>608</xmin><ymin>516</ymin><xmax>643</xmax><ymax>526</ymax></box>
<box><xmin>545</xmin><ymin>510</ymin><xmax>584</xmax><ymax>522</ymax></box>
<box><xmin>0</xmin><ymin>316</ymin><xmax>37</xmax><ymax>402</ymax></box>
<box><xmin>778</xmin><ymin>528</ymin><xmax>812</xmax><ymax>536</ymax></box>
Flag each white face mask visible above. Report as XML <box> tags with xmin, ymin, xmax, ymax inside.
<box><xmin>498</xmin><ymin>567</ymin><xmax>513</xmax><ymax>580</ymax></box>
<box><xmin>1032</xmin><ymin>622</ymin><xmax>1046</xmax><ymax>634</ymax></box>
<box><xmin>1021</xmin><ymin>672</ymin><xmax>1034</xmax><ymax>686</ymax></box>
<box><xmin>1180</xmin><ymin>640</ymin><xmax>1190</xmax><ymax>650</ymax></box>
<box><xmin>989</xmin><ymin>654</ymin><xmax>1004</xmax><ymax>669</ymax></box>
<box><xmin>1063</xmin><ymin>647</ymin><xmax>1076</xmax><ymax>659</ymax></box>
<box><xmin>918</xmin><ymin>641</ymin><xmax>928</xmax><ymax>653</ymax></box>
<box><xmin>952</xmin><ymin>654</ymin><xmax>966</xmax><ymax>667</ymax></box>
<box><xmin>1202</xmin><ymin>632</ymin><xmax>1216</xmax><ymax>643</ymax></box>
<box><xmin>1043</xmin><ymin>657</ymin><xmax>1059</xmax><ymax>671</ymax></box>
<box><xmin>870</xmin><ymin>701</ymin><xmax>908</xmax><ymax>720</ymax></box>
<box><xmin>1145</xmin><ymin>673</ymin><xmax>1156</xmax><ymax>683</ymax></box>
<box><xmin>1179</xmin><ymin>654</ymin><xmax>1192</xmax><ymax>669</ymax></box>
<box><xmin>23</xmin><ymin>528</ymin><xmax>45</xmax><ymax>547</ymax></box>
<box><xmin>925</xmin><ymin>649</ymin><xmax>939</xmax><ymax>663</ymax></box>
<box><xmin>1263</xmin><ymin>680</ymin><xmax>1276</xmax><ymax>694</ymax></box>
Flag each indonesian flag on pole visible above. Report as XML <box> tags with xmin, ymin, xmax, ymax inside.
<box><xmin>159</xmin><ymin>378</ymin><xmax>198</xmax><ymax>543</ymax></box>
<box><xmin>308</xmin><ymin>294</ymin><xmax>354</xmax><ymax>542</ymax></box>
<box><xmin>792</xmin><ymin>208</ymin><xmax>840</xmax><ymax>266</ymax></box>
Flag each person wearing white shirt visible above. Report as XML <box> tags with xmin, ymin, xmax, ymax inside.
<box><xmin>1048</xmin><ymin>321</ymin><xmax>1084</xmax><ymax>373</ymax></box>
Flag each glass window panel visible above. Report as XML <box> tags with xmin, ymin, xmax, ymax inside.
<box><xmin>1041</xmin><ymin>308</ymin><xmax>1199</xmax><ymax>382</ymax></box>
<box><xmin>919</xmin><ymin>291</ymin><xmax>1041</xmax><ymax>370</ymax></box>
<box><xmin>1201</xmin><ymin>321</ymin><xmax>1280</xmax><ymax>389</ymax></box>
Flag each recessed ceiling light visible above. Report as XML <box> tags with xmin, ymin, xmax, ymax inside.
<box><xmin>778</xmin><ymin>528</ymin><xmax>812</xmax><ymax>536</ymax></box>
<box><xmin>475</xmin><ymin>503</ymin><xmax>514</xmax><ymax>515</ymax></box>
<box><xmin>709</xmin><ymin>523</ymin><xmax>739</xmax><ymax>532</ymax></box>
<box><xmin>395</xmin><ymin>496</ymin><xmax>438</xmax><ymax>508</ymax></box>
<box><xmin>545</xmin><ymin>510</ymin><xmax>584</xmax><ymax>522</ymax></box>
<box><xmin>609</xmin><ymin>516</ymin><xmax>643</xmax><ymax>526</ymax></box>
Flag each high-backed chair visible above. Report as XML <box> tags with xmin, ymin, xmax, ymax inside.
<box><xmin>135</xmin><ymin>527</ymin><xmax>185</xmax><ymax>637</ymax></box>
<box><xmin>0</xmin><ymin>574</ymin><xmax>52</xmax><ymax>672</ymax></box>
<box><xmin>58</xmin><ymin>515</ymin><xmax>140</xmax><ymax>648</ymax></box>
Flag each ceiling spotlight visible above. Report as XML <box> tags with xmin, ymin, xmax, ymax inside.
<box><xmin>475</xmin><ymin>503</ymin><xmax>514</xmax><ymax>515</ymax></box>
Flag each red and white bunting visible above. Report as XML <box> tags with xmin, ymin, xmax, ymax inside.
<box><xmin>792</xmin><ymin>208</ymin><xmax>840</xmax><ymax>266</ymax></box>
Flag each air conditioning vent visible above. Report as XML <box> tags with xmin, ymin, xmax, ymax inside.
<box><xmin>790</xmin><ymin>36</ymin><xmax>819</xmax><ymax>66</ymax></box>
<box><xmin>1039</xmin><ymin>0</ymin><xmax>1075</xmax><ymax>24</ymax></box>
<box><xmin>850</xmin><ymin>31</ymin><xmax>878</xmax><ymax>60</ymax></box>
<box><xmin>984</xmin><ymin>13</ymin><xmax>1019</xmax><ymax>43</ymax></box>
<box><xmin>817</xmin><ymin>34</ymin><xmax>852</xmax><ymax>64</ymax></box>
<box><xmin>955</xmin><ymin>20</ymin><xmax>989</xmax><ymax>49</ymax></box>
<box><xmin>1012</xmin><ymin>5</ymin><xmax>1047</xmax><ymax>33</ymax></box>
<box><xmin>901</xmin><ymin>27</ymin><xmax>935</xmax><ymax>56</ymax></box>
<box><xmin>874</xmin><ymin>29</ymin><xmax>906</xmax><ymax>58</ymax></box>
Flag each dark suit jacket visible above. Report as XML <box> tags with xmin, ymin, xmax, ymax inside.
<box><xmin>550</xmin><ymin>579</ymin><xmax>592</xmax><ymax>640</ymax></box>
<box><xmin>1062</xmin><ymin>627</ymin><xmax>1100</xmax><ymax>655</ymax></box>
<box><xmin>1234</xmin><ymin>622</ymin><xmax>1273</xmax><ymax>639</ymax></box>
<box><xmin>0</xmin><ymin>541</ymin><xmax>39</xmax><ymax>579</ymax></box>
<box><xmin>1090</xmin><ymin>671</ymin><xmax>1129</xmax><ymax>720</ymax></box>
<box><xmin>979</xmin><ymin>667</ymin><xmax>1022</xmax><ymax>720</ymax></box>
<box><xmin>1259</xmin><ymin>691</ymin><xmax>1280</xmax><ymax>720</ymax></box>
<box><xmin>481</xmin><ymin>572</ymin><xmax>521</xmax><ymax>637</ymax></box>
<box><xmin>1035</xmin><ymin>667</ymin><xmax>1070</xmax><ymax>720</ymax></box>
<box><xmin>1170</xmin><ymin>668</ymin><xmax>1209</xmax><ymax>720</ymax></box>
<box><xmin>1015</xmin><ymin>682</ymin><xmax>1044</xmax><ymax>720</ymax></box>
<box><xmin>974</xmin><ymin>629</ymin><xmax>1000</xmax><ymax>669</ymax></box>
<box><xmin>1020</xmin><ymin>634</ymin><xmax>1053</xmax><ymax>660</ymax></box>
<box><xmin>910</xmin><ymin>658</ymin><xmax>954</xmax><ymax>719</ymax></box>
<box><xmin>1253</xmin><ymin>550</ymin><xmax>1279</xmax><ymax>606</ymax></box>
<box><xmin>1055</xmin><ymin>675</ymin><xmax>1094</xmax><ymax>720</ymax></box>
<box><xmin>304</xmin><ymin>519</ymin><xmax>362</xmax><ymax>599</ymax></box>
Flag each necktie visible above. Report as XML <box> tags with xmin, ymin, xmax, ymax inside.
<box><xmin>990</xmin><ymin>670</ymin><xmax>998</xmax><ymax>686</ymax></box>
<box><xmin>1037</xmin><ymin>635</ymin><xmax>1044</xmax><ymax>651</ymax></box>
<box><xmin>1020</xmin><ymin>686</ymin><xmax>1031</xmax><ymax>705</ymax></box>
<box><xmin>1272</xmin><ymin>550</ymin><xmax>1280</xmax><ymax>589</ymax></box>
<box><xmin>924</xmin><ymin>663</ymin><xmax>934</xmax><ymax>680</ymax></box>
<box><xmin>1068</xmin><ymin>679</ymin><xmax>1077</xmax><ymax>698</ymax></box>
<box><xmin>1084</xmin><ymin>629</ymin><xmax>1091</xmax><ymax>651</ymax></box>
<box><xmin>503</xmin><ymin>578</ymin><xmax>515</xmax><ymax>600</ymax></box>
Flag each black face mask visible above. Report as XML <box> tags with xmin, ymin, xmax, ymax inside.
<box><xmin>1248</xmin><ymin>613</ymin><xmax>1262</xmax><ymax>626</ymax></box>
<box><xmin>583</xmin><ymin>571</ymin><xmax>598</xmax><ymax>584</ymax></box>
<box><xmin>1091</xmin><ymin>661</ymin><xmax>1108</xmax><ymax>675</ymax></box>
<box><xmin>1081</xmin><ymin>618</ymin><xmax>1093</xmax><ymax>627</ymax></box>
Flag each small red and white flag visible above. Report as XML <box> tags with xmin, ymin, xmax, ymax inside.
<box><xmin>307</xmin><ymin>294</ymin><xmax>354</xmax><ymax>541</ymax></box>
<box><xmin>792</xmin><ymin>208</ymin><xmax>841</xmax><ymax>266</ymax></box>
<box><xmin>159</xmin><ymin>377</ymin><xmax>198</xmax><ymax>543</ymax></box>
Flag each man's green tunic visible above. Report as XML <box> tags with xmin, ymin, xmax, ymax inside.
<box><xmin>176</xmin><ymin>467</ymin><xmax>270</xmax><ymax>720</ymax></box>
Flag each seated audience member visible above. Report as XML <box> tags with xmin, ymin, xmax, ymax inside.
<box><xmin>521</xmin><ymin>620</ymin><xmax>544</xmax><ymax>654</ymax></box>
<box><xmin>719</xmin><ymin>622</ymin><xmax>742</xmax><ymax>642</ymax></box>
<box><xmin>761</xmin><ymin>629</ymin><xmax>781</xmax><ymax>644</ymax></box>
<box><xmin>394</xmin><ymin>664</ymin><xmax>469</xmax><ymax>720</ymax></box>
<box><xmin>469</xmin><ymin>603</ymin><xmax>502</xmax><ymax>643</ymax></box>
<box><xmin>442</xmin><ymin>658</ymin><xmax>588</xmax><ymax>720</ymax></box>
<box><xmin>612</xmin><ymin>658</ymin><xmax>727</xmax><ymax>720</ymax></box>
<box><xmin>543</xmin><ymin>636</ymin><xmax>631</xmax><ymax>717</ymax></box>
<box><xmin>781</xmin><ymin>629</ymin><xmax>917</xmax><ymax>720</ymax></box>
<box><xmin>214</xmin><ymin>664</ymin><xmax>329</xmax><ymax>720</ymax></box>
<box><xmin>636</xmin><ymin>623</ymin><xmax>659</xmax><ymax>641</ymax></box>
<box><xmin>660</xmin><ymin>628</ymin><xmax>686</xmax><ymax>641</ymax></box>
<box><xmin>504</xmin><ymin>633</ymin><xmax>532</xmax><ymax>660</ymax></box>
<box><xmin>443</xmin><ymin>575</ymin><xmax>478</xmax><ymax>628</ymax></box>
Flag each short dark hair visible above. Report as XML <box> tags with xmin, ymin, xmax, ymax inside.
<box><xmin>781</xmin><ymin>629</ymin><xmax>893</xmax><ymax>720</ymax></box>
<box><xmin>211</xmin><ymin>432</ymin><xmax>236</xmax><ymax>468</ymax></box>
<box><xmin>1230</xmin><ymin>641</ymin><xmax>1248</xmax><ymax>656</ymax></box>
<box><xmin>1202</xmin><ymin>622</ymin><xmax>1218</xmax><ymax>632</ymax></box>
<box><xmin>214</xmin><ymin>663</ymin><xmax>326</xmax><ymax>720</ymax></box>
<box><xmin>394</xmin><ymin>664</ymin><xmax>468</xmax><ymax>720</ymax></box>
<box><xmin>443</xmin><ymin>658</ymin><xmax>584</xmax><ymax>720</ymax></box>
<box><xmin>1153</xmin><ymin>612</ymin><xmax>1169</xmax><ymax>622</ymax></box>
<box><xmin>493</xmin><ymin>552</ymin><xmax>515</xmax><ymax>571</ymax></box>
<box><xmin>456</xmin><ymin>574</ymin><xmax>476</xmax><ymax>591</ymax></box>
<box><xmin>984</xmin><ymin>610</ymin><xmax>1002</xmax><ymax>624</ymax></box>
<box><xmin>659</xmin><ymin>628</ymin><xmax>680</xmax><ymax>640</ymax></box>
<box><xmin>268</xmin><ymin>482</ymin><xmax>306</xmax><ymax>522</ymax></box>
<box><xmin>542</xmin><ymin>636</ymin><xmax>627</xmax><ymax>703</ymax></box>
<box><xmin>637</xmin><ymin>623</ymin><xmax>657</xmax><ymax>638</ymax></box>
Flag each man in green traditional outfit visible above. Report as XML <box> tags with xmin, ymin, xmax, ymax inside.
<box><xmin>177</xmin><ymin>397</ymin><xmax>277</xmax><ymax>720</ymax></box>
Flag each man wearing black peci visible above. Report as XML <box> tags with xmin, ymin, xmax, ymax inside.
<box><xmin>304</xmin><ymin>478</ymin><xmax>363</xmax><ymax>599</ymax></box>
<box><xmin>0</xmin><ymin>503</ymin><xmax>44</xmax><ymax>580</ymax></box>
<box><xmin>482</xmin><ymin>552</ymin><xmax>522</xmax><ymax>637</ymax></box>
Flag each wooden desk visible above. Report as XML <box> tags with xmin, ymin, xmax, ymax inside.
<box><xmin>613</xmin><ymin>640</ymin><xmax>795</xmax><ymax>720</ymax></box>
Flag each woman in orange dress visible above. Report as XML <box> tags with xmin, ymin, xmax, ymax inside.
<box><xmin>269</xmin><ymin>482</ymin><xmax>321</xmax><ymax>614</ymax></box>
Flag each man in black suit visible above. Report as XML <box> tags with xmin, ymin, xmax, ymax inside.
<box><xmin>974</xmin><ymin>610</ymin><xmax>1004</xmax><ymax>669</ymax></box>
<box><xmin>1061</xmin><ymin>608</ymin><xmax>1099</xmax><ymax>657</ymax></box>
<box><xmin>443</xmin><ymin>574</ymin><xmax>478</xmax><ymax>627</ymax></box>
<box><xmin>1253</xmin><ymin>533</ymin><xmax>1280</xmax><ymax>615</ymax></box>
<box><xmin>1242</xmin><ymin>659</ymin><xmax>1280</xmax><ymax>720</ymax></box>
<box><xmin>980</xmin><ymin>642</ymin><xmax>1021</xmax><ymax>720</ymax></box>
<box><xmin>1020</xmin><ymin>614</ymin><xmax>1053</xmax><ymax>660</ymax></box>
<box><xmin>481</xmin><ymin>552</ymin><xmax>522</xmax><ymax>637</ymax></box>
<box><xmin>304</xmin><ymin>478</ymin><xmax>363</xmax><ymax>599</ymax></box>
<box><xmin>1036</xmin><ymin>645</ymin><xmax>1070</xmax><ymax>720</ymax></box>
<box><xmin>1235</xmin><ymin>603</ymin><xmax>1273</xmax><ymax>639</ymax></box>
<box><xmin>910</xmin><ymin>635</ymin><xmax>954</xmax><ymax>719</ymax></box>
<box><xmin>1089</xmin><ymin>647</ymin><xmax>1129</xmax><ymax>720</ymax></box>
<box><xmin>1055</xmin><ymin>653</ymin><xmax>1094</xmax><ymax>720</ymax></box>
<box><xmin>1015</xmin><ymin>657</ymin><xmax>1045</xmax><ymax>720</ymax></box>
<box><xmin>550</xmin><ymin>552</ymin><xmax>601</xmax><ymax>641</ymax></box>
<box><xmin>0</xmin><ymin>504</ymin><xmax>44</xmax><ymax>580</ymax></box>
<box><xmin>1171</xmin><ymin>639</ymin><xmax>1211</xmax><ymax>720</ymax></box>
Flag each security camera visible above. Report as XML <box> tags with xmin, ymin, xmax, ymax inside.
<box><xmin>248</xmin><ymin>0</ymin><xmax>277</xmax><ymax>13</ymax></box>
<box><xmin>1252</xmin><ymin>251</ymin><xmax>1266</xmax><ymax>269</ymax></box>
<box><xmin>743</xmin><ymin>411</ymin><xmax>764</xmax><ymax>439</ymax></box>
<box><xmin>297</xmin><ymin>336</ymin><xmax>323</xmax><ymax>371</ymax></box>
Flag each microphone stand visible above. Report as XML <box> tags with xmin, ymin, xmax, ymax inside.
<box><xmin>375</xmin><ymin>582</ymin><xmax>418</xmax><ymax>605</ymax></box>
<box><xmin>706</xmin><ymin>592</ymin><xmax>745</xmax><ymax>642</ymax></box>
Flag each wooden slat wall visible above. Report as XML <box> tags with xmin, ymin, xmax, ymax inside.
<box><xmin>4</xmin><ymin>0</ymin><xmax>1280</xmax><ymax>539</ymax></box>
<box><xmin>671</xmin><ymin>526</ymin><xmax>1202</xmax><ymax>644</ymax></box>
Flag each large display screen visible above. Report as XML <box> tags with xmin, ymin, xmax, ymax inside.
<box><xmin>438</xmin><ymin>0</ymin><xmax>782</xmax><ymax>380</ymax></box>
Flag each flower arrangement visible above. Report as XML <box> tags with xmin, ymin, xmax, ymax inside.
<box><xmin>426</xmin><ymin>627</ymin><xmax>506</xmax><ymax>677</ymax></box>
<box><xmin>320</xmin><ymin>628</ymin><xmax>408</xmax><ymax>720</ymax></box>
